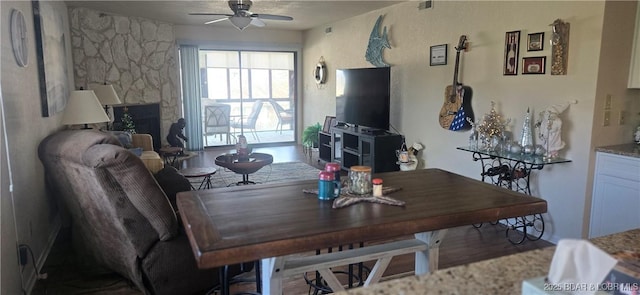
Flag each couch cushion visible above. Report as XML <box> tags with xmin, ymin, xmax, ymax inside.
<box><xmin>107</xmin><ymin>131</ymin><xmax>134</xmax><ymax>148</ymax></box>
<box><xmin>128</xmin><ymin>147</ymin><xmax>143</xmax><ymax>157</ymax></box>
<box><xmin>83</xmin><ymin>144</ymin><xmax>178</xmax><ymax>242</ymax></box>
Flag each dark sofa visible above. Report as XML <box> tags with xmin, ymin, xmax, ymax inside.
<box><xmin>38</xmin><ymin>130</ymin><xmax>242</xmax><ymax>295</ymax></box>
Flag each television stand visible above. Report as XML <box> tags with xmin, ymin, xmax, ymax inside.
<box><xmin>360</xmin><ymin>128</ymin><xmax>387</xmax><ymax>135</ymax></box>
<box><xmin>318</xmin><ymin>126</ymin><xmax>403</xmax><ymax>173</ymax></box>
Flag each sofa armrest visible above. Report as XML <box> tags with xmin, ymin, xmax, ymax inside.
<box><xmin>132</xmin><ymin>134</ymin><xmax>154</xmax><ymax>151</ymax></box>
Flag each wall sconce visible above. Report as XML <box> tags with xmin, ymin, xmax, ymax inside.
<box><xmin>550</xmin><ymin>19</ymin><xmax>570</xmax><ymax>75</ymax></box>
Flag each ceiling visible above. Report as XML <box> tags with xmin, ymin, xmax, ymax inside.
<box><xmin>65</xmin><ymin>1</ymin><xmax>407</xmax><ymax>31</ymax></box>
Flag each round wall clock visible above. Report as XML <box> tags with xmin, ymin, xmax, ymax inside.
<box><xmin>10</xmin><ymin>9</ymin><xmax>29</xmax><ymax>67</ymax></box>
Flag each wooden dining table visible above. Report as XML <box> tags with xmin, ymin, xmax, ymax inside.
<box><xmin>176</xmin><ymin>168</ymin><xmax>547</xmax><ymax>295</ymax></box>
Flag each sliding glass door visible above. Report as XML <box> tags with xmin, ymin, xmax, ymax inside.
<box><xmin>199</xmin><ymin>50</ymin><xmax>296</xmax><ymax>147</ymax></box>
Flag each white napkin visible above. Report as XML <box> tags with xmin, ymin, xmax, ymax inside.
<box><xmin>547</xmin><ymin>239</ymin><xmax>618</xmax><ymax>295</ymax></box>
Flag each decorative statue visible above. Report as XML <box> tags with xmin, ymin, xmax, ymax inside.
<box><xmin>399</xmin><ymin>142</ymin><xmax>423</xmax><ymax>171</ymax></box>
<box><xmin>167</xmin><ymin>118</ymin><xmax>188</xmax><ymax>149</ymax></box>
<box><xmin>536</xmin><ymin>100</ymin><xmax>577</xmax><ymax>158</ymax></box>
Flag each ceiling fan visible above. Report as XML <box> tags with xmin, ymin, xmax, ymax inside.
<box><xmin>189</xmin><ymin>0</ymin><xmax>293</xmax><ymax>31</ymax></box>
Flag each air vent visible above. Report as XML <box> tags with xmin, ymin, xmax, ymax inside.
<box><xmin>418</xmin><ymin>1</ymin><xmax>432</xmax><ymax>10</ymax></box>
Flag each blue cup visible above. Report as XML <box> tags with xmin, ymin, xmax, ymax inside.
<box><xmin>318</xmin><ymin>171</ymin><xmax>340</xmax><ymax>200</ymax></box>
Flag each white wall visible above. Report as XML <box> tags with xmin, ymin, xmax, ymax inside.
<box><xmin>302</xmin><ymin>0</ymin><xmax>639</xmax><ymax>243</ymax></box>
<box><xmin>1</xmin><ymin>1</ymin><xmax>71</xmax><ymax>293</ymax></box>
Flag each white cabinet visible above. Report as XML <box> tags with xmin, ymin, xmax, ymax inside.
<box><xmin>629</xmin><ymin>3</ymin><xmax>640</xmax><ymax>88</ymax></box>
<box><xmin>590</xmin><ymin>152</ymin><xmax>640</xmax><ymax>238</ymax></box>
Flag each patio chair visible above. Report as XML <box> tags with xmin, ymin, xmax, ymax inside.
<box><xmin>204</xmin><ymin>104</ymin><xmax>232</xmax><ymax>145</ymax></box>
<box><xmin>269</xmin><ymin>99</ymin><xmax>294</xmax><ymax>134</ymax></box>
<box><xmin>230</xmin><ymin>100</ymin><xmax>264</xmax><ymax>142</ymax></box>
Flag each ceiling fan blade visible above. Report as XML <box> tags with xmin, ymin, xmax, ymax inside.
<box><xmin>205</xmin><ymin>17</ymin><xmax>230</xmax><ymax>25</ymax></box>
<box><xmin>252</xmin><ymin>14</ymin><xmax>293</xmax><ymax>21</ymax></box>
<box><xmin>250</xmin><ymin>18</ymin><xmax>265</xmax><ymax>27</ymax></box>
<box><xmin>189</xmin><ymin>13</ymin><xmax>234</xmax><ymax>17</ymax></box>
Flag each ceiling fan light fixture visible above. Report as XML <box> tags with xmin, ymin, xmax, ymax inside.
<box><xmin>229</xmin><ymin>16</ymin><xmax>252</xmax><ymax>30</ymax></box>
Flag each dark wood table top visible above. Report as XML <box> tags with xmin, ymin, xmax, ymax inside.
<box><xmin>177</xmin><ymin>168</ymin><xmax>547</xmax><ymax>269</ymax></box>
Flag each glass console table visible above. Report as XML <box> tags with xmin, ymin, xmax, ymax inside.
<box><xmin>456</xmin><ymin>146</ymin><xmax>571</xmax><ymax>244</ymax></box>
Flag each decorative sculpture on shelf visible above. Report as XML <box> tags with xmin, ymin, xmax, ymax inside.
<box><xmin>467</xmin><ymin>117</ymin><xmax>479</xmax><ymax>149</ymax></box>
<box><xmin>476</xmin><ymin>101</ymin><xmax>510</xmax><ymax>151</ymax></box>
<box><xmin>535</xmin><ymin>100</ymin><xmax>577</xmax><ymax>158</ymax></box>
<box><xmin>520</xmin><ymin>108</ymin><xmax>534</xmax><ymax>152</ymax></box>
<box><xmin>365</xmin><ymin>15</ymin><xmax>391</xmax><ymax>67</ymax></box>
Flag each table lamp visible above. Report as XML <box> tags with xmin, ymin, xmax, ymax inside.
<box><xmin>90</xmin><ymin>83</ymin><xmax>121</xmax><ymax>130</ymax></box>
<box><xmin>61</xmin><ymin>90</ymin><xmax>110</xmax><ymax>129</ymax></box>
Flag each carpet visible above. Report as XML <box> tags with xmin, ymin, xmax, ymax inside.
<box><xmin>192</xmin><ymin>161</ymin><xmax>321</xmax><ymax>188</ymax></box>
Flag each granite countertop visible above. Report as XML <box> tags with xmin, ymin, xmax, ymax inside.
<box><xmin>336</xmin><ymin>229</ymin><xmax>640</xmax><ymax>295</ymax></box>
<box><xmin>595</xmin><ymin>143</ymin><xmax>640</xmax><ymax>158</ymax></box>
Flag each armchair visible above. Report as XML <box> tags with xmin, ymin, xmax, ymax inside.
<box><xmin>204</xmin><ymin>104</ymin><xmax>232</xmax><ymax>145</ymax></box>
<box><xmin>268</xmin><ymin>99</ymin><xmax>294</xmax><ymax>134</ymax></box>
<box><xmin>230</xmin><ymin>100</ymin><xmax>264</xmax><ymax>141</ymax></box>
<box><xmin>38</xmin><ymin>130</ymin><xmax>247</xmax><ymax>295</ymax></box>
<box><xmin>132</xmin><ymin>133</ymin><xmax>164</xmax><ymax>173</ymax></box>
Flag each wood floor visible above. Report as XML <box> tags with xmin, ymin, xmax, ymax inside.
<box><xmin>32</xmin><ymin>144</ymin><xmax>554</xmax><ymax>295</ymax></box>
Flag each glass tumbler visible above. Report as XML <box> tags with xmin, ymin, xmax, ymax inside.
<box><xmin>348</xmin><ymin>166</ymin><xmax>372</xmax><ymax>195</ymax></box>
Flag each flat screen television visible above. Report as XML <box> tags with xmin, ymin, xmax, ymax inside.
<box><xmin>335</xmin><ymin>67</ymin><xmax>390</xmax><ymax>131</ymax></box>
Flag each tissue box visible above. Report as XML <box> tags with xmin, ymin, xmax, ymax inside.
<box><xmin>522</xmin><ymin>251</ymin><xmax>640</xmax><ymax>295</ymax></box>
<box><xmin>600</xmin><ymin>251</ymin><xmax>640</xmax><ymax>295</ymax></box>
<box><xmin>522</xmin><ymin>277</ymin><xmax>610</xmax><ymax>295</ymax></box>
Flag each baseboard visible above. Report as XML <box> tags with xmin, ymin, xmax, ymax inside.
<box><xmin>24</xmin><ymin>214</ymin><xmax>61</xmax><ymax>294</ymax></box>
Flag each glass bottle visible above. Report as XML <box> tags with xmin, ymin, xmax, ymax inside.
<box><xmin>469</xmin><ymin>129</ymin><xmax>478</xmax><ymax>150</ymax></box>
<box><xmin>372</xmin><ymin>178</ymin><xmax>383</xmax><ymax>197</ymax></box>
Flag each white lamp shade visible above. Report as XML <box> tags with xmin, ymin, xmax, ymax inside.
<box><xmin>230</xmin><ymin>16</ymin><xmax>252</xmax><ymax>30</ymax></box>
<box><xmin>90</xmin><ymin>83</ymin><xmax>121</xmax><ymax>106</ymax></box>
<box><xmin>61</xmin><ymin>90</ymin><xmax>110</xmax><ymax>125</ymax></box>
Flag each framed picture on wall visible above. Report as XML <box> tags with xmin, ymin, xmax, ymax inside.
<box><xmin>503</xmin><ymin>30</ymin><xmax>521</xmax><ymax>75</ymax></box>
<box><xmin>430</xmin><ymin>44</ymin><xmax>448</xmax><ymax>66</ymax></box>
<box><xmin>323</xmin><ymin>116</ymin><xmax>335</xmax><ymax>133</ymax></box>
<box><xmin>527</xmin><ymin>32</ymin><xmax>544</xmax><ymax>51</ymax></box>
<box><xmin>522</xmin><ymin>56</ymin><xmax>546</xmax><ymax>74</ymax></box>
<box><xmin>32</xmin><ymin>0</ymin><xmax>71</xmax><ymax>117</ymax></box>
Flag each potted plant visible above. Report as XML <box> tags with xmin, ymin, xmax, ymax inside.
<box><xmin>302</xmin><ymin>122</ymin><xmax>322</xmax><ymax>148</ymax></box>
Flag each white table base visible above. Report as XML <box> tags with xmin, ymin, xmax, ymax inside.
<box><xmin>260</xmin><ymin>230</ymin><xmax>447</xmax><ymax>295</ymax></box>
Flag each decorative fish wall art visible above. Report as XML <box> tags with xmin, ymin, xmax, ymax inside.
<box><xmin>365</xmin><ymin>15</ymin><xmax>391</xmax><ymax>68</ymax></box>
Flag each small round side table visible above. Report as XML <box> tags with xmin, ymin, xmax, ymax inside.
<box><xmin>214</xmin><ymin>153</ymin><xmax>273</xmax><ymax>185</ymax></box>
<box><xmin>179</xmin><ymin>167</ymin><xmax>217</xmax><ymax>190</ymax></box>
